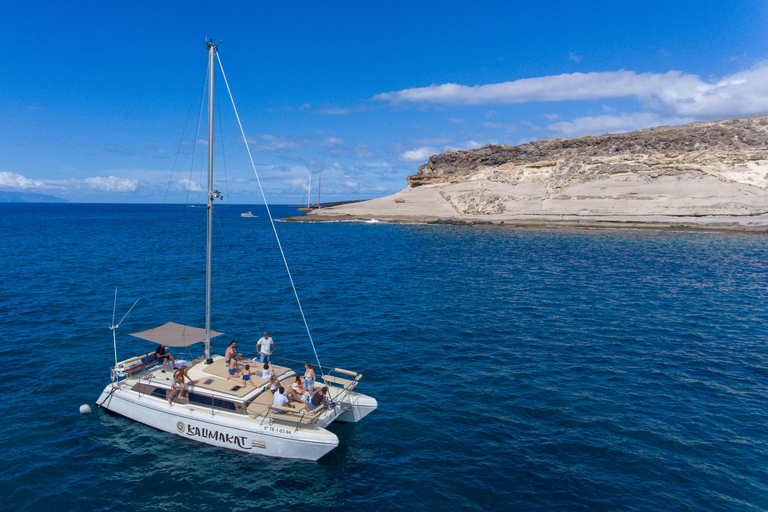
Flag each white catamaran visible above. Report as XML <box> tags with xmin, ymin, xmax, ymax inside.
<box><xmin>96</xmin><ymin>41</ymin><xmax>377</xmax><ymax>461</ymax></box>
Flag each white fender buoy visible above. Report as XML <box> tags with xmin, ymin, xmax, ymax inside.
<box><xmin>80</xmin><ymin>404</ymin><xmax>92</xmax><ymax>414</ymax></box>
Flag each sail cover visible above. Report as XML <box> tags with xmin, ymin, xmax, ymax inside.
<box><xmin>130</xmin><ymin>321</ymin><xmax>224</xmax><ymax>347</ymax></box>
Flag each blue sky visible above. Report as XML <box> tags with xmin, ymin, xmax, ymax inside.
<box><xmin>2</xmin><ymin>0</ymin><xmax>767</xmax><ymax>203</ymax></box>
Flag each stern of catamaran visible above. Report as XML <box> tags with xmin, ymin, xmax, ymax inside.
<box><xmin>333</xmin><ymin>392</ymin><xmax>378</xmax><ymax>423</ymax></box>
<box><xmin>314</xmin><ymin>367</ymin><xmax>378</xmax><ymax>423</ymax></box>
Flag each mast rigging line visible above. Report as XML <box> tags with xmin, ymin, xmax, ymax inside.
<box><xmin>163</xmin><ymin>58</ymin><xmax>208</xmax><ymax>205</ymax></box>
<box><xmin>215</xmin><ymin>52</ymin><xmax>324</xmax><ymax>377</ymax></box>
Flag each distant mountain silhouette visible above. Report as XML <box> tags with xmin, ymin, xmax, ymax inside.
<box><xmin>0</xmin><ymin>191</ymin><xmax>69</xmax><ymax>203</ymax></box>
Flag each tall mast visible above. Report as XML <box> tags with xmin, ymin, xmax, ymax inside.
<box><xmin>205</xmin><ymin>39</ymin><xmax>217</xmax><ymax>360</ymax></box>
<box><xmin>307</xmin><ymin>175</ymin><xmax>311</xmax><ymax>209</ymax></box>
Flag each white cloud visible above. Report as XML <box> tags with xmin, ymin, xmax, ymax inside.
<box><xmin>483</xmin><ymin>122</ymin><xmax>516</xmax><ymax>131</ymax></box>
<box><xmin>247</xmin><ymin>134</ymin><xmax>298</xmax><ymax>151</ymax></box>
<box><xmin>400</xmin><ymin>147</ymin><xmax>437</xmax><ymax>162</ymax></box>
<box><xmin>246</xmin><ymin>133</ymin><xmax>345</xmax><ymax>151</ymax></box>
<box><xmin>520</xmin><ymin>120</ymin><xmax>541</xmax><ymax>131</ymax></box>
<box><xmin>547</xmin><ymin>112</ymin><xmax>695</xmax><ymax>136</ymax></box>
<box><xmin>0</xmin><ymin>172</ymin><xmax>46</xmax><ymax>190</ymax></box>
<box><xmin>317</xmin><ymin>107</ymin><xmax>350</xmax><ymax>115</ymax></box>
<box><xmin>84</xmin><ymin>176</ymin><xmax>138</xmax><ymax>192</ymax></box>
<box><xmin>177</xmin><ymin>179</ymin><xmax>202</xmax><ymax>192</ymax></box>
<box><xmin>286</xmin><ymin>178</ymin><xmax>310</xmax><ymax>191</ymax></box>
<box><xmin>444</xmin><ymin>141</ymin><xmax>484</xmax><ymax>152</ymax></box>
<box><xmin>373</xmin><ymin>61</ymin><xmax>768</xmax><ymax>118</ymax></box>
<box><xmin>415</xmin><ymin>137</ymin><xmax>451</xmax><ymax>145</ymax></box>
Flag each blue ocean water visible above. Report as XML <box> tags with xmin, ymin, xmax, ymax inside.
<box><xmin>1</xmin><ymin>203</ymin><xmax>767</xmax><ymax>511</ymax></box>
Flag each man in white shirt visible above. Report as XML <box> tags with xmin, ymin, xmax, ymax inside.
<box><xmin>257</xmin><ymin>332</ymin><xmax>273</xmax><ymax>364</ymax></box>
<box><xmin>270</xmin><ymin>385</ymin><xmax>294</xmax><ymax>414</ymax></box>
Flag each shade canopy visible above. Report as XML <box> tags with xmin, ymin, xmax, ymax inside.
<box><xmin>130</xmin><ymin>321</ymin><xmax>224</xmax><ymax>347</ymax></box>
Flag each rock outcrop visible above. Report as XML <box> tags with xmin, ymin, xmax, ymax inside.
<box><xmin>298</xmin><ymin>115</ymin><xmax>768</xmax><ymax>231</ymax></box>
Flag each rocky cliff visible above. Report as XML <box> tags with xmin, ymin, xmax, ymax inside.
<box><xmin>301</xmin><ymin>115</ymin><xmax>768</xmax><ymax>231</ymax></box>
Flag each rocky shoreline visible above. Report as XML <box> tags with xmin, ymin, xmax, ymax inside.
<box><xmin>290</xmin><ymin>115</ymin><xmax>768</xmax><ymax>233</ymax></box>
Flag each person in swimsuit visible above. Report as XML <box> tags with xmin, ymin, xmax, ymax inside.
<box><xmin>168</xmin><ymin>366</ymin><xmax>194</xmax><ymax>405</ymax></box>
<box><xmin>303</xmin><ymin>362</ymin><xmax>316</xmax><ymax>396</ymax></box>
<box><xmin>224</xmin><ymin>341</ymin><xmax>244</xmax><ymax>364</ymax></box>
<box><xmin>155</xmin><ymin>344</ymin><xmax>175</xmax><ymax>373</ymax></box>
<box><xmin>241</xmin><ymin>364</ymin><xmax>255</xmax><ymax>387</ymax></box>
<box><xmin>226</xmin><ymin>357</ymin><xmax>241</xmax><ymax>380</ymax></box>
<box><xmin>283</xmin><ymin>385</ymin><xmax>305</xmax><ymax>403</ymax></box>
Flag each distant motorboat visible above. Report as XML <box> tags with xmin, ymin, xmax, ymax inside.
<box><xmin>240</xmin><ymin>211</ymin><xmax>256</xmax><ymax>218</ymax></box>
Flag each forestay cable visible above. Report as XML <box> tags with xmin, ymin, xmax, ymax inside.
<box><xmin>216</xmin><ymin>53</ymin><xmax>324</xmax><ymax>377</ymax></box>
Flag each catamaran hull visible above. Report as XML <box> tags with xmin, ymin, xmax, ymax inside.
<box><xmin>97</xmin><ymin>384</ymin><xmax>338</xmax><ymax>461</ymax></box>
<box><xmin>335</xmin><ymin>392</ymin><xmax>378</xmax><ymax>423</ymax></box>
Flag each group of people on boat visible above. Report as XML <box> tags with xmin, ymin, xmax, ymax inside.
<box><xmin>270</xmin><ymin>378</ymin><xmax>328</xmax><ymax>414</ymax></box>
<box><xmin>260</xmin><ymin>361</ymin><xmax>326</xmax><ymax>413</ymax></box>
<box><xmin>156</xmin><ymin>333</ymin><xmax>327</xmax><ymax>412</ymax></box>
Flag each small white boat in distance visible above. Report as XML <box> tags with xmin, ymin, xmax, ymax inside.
<box><xmin>240</xmin><ymin>211</ymin><xmax>256</xmax><ymax>217</ymax></box>
<box><xmin>95</xmin><ymin>40</ymin><xmax>376</xmax><ymax>461</ymax></box>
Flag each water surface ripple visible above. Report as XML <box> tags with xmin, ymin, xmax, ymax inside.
<box><xmin>0</xmin><ymin>204</ymin><xmax>766</xmax><ymax>511</ymax></box>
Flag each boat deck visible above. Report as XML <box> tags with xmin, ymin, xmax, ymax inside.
<box><xmin>119</xmin><ymin>354</ymin><xmax>365</xmax><ymax>426</ymax></box>
<box><xmin>135</xmin><ymin>356</ymin><xmax>294</xmax><ymax>399</ymax></box>
<box><xmin>196</xmin><ymin>357</ymin><xmax>292</xmax><ymax>396</ymax></box>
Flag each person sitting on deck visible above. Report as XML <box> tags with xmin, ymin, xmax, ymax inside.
<box><xmin>168</xmin><ymin>366</ymin><xmax>195</xmax><ymax>405</ymax></box>
<box><xmin>283</xmin><ymin>385</ymin><xmax>306</xmax><ymax>403</ymax></box>
<box><xmin>241</xmin><ymin>364</ymin><xmax>255</xmax><ymax>388</ymax></box>
<box><xmin>260</xmin><ymin>362</ymin><xmax>273</xmax><ymax>380</ymax></box>
<box><xmin>226</xmin><ymin>358</ymin><xmax>241</xmax><ymax>380</ymax></box>
<box><xmin>304</xmin><ymin>386</ymin><xmax>328</xmax><ymax>411</ymax></box>
<box><xmin>155</xmin><ymin>344</ymin><xmax>175</xmax><ymax>373</ymax></box>
<box><xmin>225</xmin><ymin>341</ymin><xmax>244</xmax><ymax>364</ymax></box>
<box><xmin>267</xmin><ymin>375</ymin><xmax>278</xmax><ymax>393</ymax></box>
<box><xmin>270</xmin><ymin>385</ymin><xmax>294</xmax><ymax>414</ymax></box>
<box><xmin>293</xmin><ymin>375</ymin><xmax>305</xmax><ymax>393</ymax></box>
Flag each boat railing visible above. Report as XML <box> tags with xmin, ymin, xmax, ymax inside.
<box><xmin>321</xmin><ymin>367</ymin><xmax>363</xmax><ymax>404</ymax></box>
<box><xmin>260</xmin><ymin>403</ymin><xmax>326</xmax><ymax>430</ymax></box>
<box><xmin>130</xmin><ymin>379</ymin><xmax>253</xmax><ymax>417</ymax></box>
<box><xmin>269</xmin><ymin>355</ymin><xmax>310</xmax><ymax>369</ymax></box>
<box><xmin>111</xmin><ymin>351</ymin><xmax>159</xmax><ymax>381</ymax></box>
<box><xmin>270</xmin><ymin>356</ymin><xmax>360</xmax><ymax>386</ymax></box>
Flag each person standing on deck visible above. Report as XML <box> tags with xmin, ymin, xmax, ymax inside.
<box><xmin>257</xmin><ymin>332</ymin><xmax>273</xmax><ymax>364</ymax></box>
<box><xmin>303</xmin><ymin>362</ymin><xmax>316</xmax><ymax>396</ymax></box>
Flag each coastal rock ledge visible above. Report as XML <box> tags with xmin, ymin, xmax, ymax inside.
<box><xmin>301</xmin><ymin>115</ymin><xmax>768</xmax><ymax>231</ymax></box>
